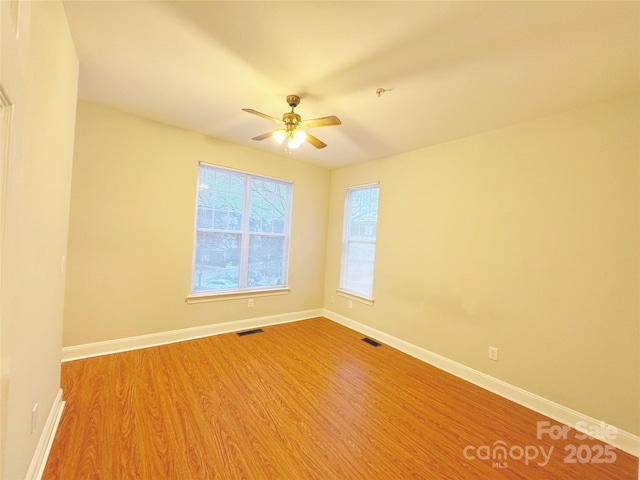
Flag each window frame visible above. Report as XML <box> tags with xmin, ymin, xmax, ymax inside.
<box><xmin>189</xmin><ymin>162</ymin><xmax>293</xmax><ymax>299</ymax></box>
<box><xmin>338</xmin><ymin>182</ymin><xmax>379</xmax><ymax>303</ymax></box>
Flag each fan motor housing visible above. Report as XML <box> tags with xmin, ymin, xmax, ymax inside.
<box><xmin>286</xmin><ymin>95</ymin><xmax>301</xmax><ymax>108</ymax></box>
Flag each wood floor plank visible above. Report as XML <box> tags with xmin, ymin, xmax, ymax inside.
<box><xmin>43</xmin><ymin>317</ymin><xmax>638</xmax><ymax>479</ymax></box>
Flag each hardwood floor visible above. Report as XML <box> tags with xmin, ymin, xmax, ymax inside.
<box><xmin>43</xmin><ymin>317</ymin><xmax>638</xmax><ymax>479</ymax></box>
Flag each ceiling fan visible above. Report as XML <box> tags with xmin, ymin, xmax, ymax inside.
<box><xmin>243</xmin><ymin>95</ymin><xmax>341</xmax><ymax>150</ymax></box>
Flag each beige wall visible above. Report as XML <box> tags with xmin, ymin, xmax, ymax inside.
<box><xmin>63</xmin><ymin>101</ymin><xmax>329</xmax><ymax>346</ymax></box>
<box><xmin>324</xmin><ymin>95</ymin><xmax>639</xmax><ymax>435</ymax></box>
<box><xmin>0</xmin><ymin>1</ymin><xmax>79</xmax><ymax>478</ymax></box>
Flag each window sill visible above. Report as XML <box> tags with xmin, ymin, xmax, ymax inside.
<box><xmin>336</xmin><ymin>289</ymin><xmax>374</xmax><ymax>306</ymax></box>
<box><xmin>186</xmin><ymin>287</ymin><xmax>290</xmax><ymax>304</ymax></box>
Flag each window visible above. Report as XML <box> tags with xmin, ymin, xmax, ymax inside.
<box><xmin>339</xmin><ymin>184</ymin><xmax>379</xmax><ymax>300</ymax></box>
<box><xmin>191</xmin><ymin>163</ymin><xmax>292</xmax><ymax>295</ymax></box>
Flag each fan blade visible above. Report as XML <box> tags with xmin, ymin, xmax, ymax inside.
<box><xmin>242</xmin><ymin>108</ymin><xmax>284</xmax><ymax>124</ymax></box>
<box><xmin>251</xmin><ymin>132</ymin><xmax>274</xmax><ymax>141</ymax></box>
<box><xmin>305</xmin><ymin>132</ymin><xmax>327</xmax><ymax>149</ymax></box>
<box><xmin>298</xmin><ymin>115</ymin><xmax>341</xmax><ymax>128</ymax></box>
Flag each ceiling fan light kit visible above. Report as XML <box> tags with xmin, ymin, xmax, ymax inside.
<box><xmin>243</xmin><ymin>95</ymin><xmax>341</xmax><ymax>150</ymax></box>
<box><xmin>274</xmin><ymin>129</ymin><xmax>307</xmax><ymax>149</ymax></box>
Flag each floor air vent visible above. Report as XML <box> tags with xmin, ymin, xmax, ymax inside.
<box><xmin>236</xmin><ymin>328</ymin><xmax>264</xmax><ymax>337</ymax></box>
<box><xmin>362</xmin><ymin>337</ymin><xmax>381</xmax><ymax>347</ymax></box>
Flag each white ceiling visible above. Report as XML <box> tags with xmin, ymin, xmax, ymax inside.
<box><xmin>63</xmin><ymin>1</ymin><xmax>639</xmax><ymax>169</ymax></box>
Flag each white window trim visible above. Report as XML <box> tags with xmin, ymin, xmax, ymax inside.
<box><xmin>339</xmin><ymin>182</ymin><xmax>379</xmax><ymax>301</ymax></box>
<box><xmin>190</xmin><ymin>162</ymin><xmax>292</xmax><ymax>297</ymax></box>
<box><xmin>336</xmin><ymin>288</ymin><xmax>374</xmax><ymax>306</ymax></box>
<box><xmin>186</xmin><ymin>287</ymin><xmax>290</xmax><ymax>304</ymax></box>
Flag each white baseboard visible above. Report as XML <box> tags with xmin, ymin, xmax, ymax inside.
<box><xmin>25</xmin><ymin>388</ymin><xmax>65</xmax><ymax>480</ymax></box>
<box><xmin>322</xmin><ymin>308</ymin><xmax>640</xmax><ymax>458</ymax></box>
<box><xmin>61</xmin><ymin>309</ymin><xmax>324</xmax><ymax>362</ymax></box>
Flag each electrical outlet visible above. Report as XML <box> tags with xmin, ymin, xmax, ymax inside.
<box><xmin>488</xmin><ymin>346</ymin><xmax>499</xmax><ymax>361</ymax></box>
<box><xmin>31</xmin><ymin>403</ymin><xmax>38</xmax><ymax>433</ymax></box>
<box><xmin>248</xmin><ymin>299</ymin><xmax>254</xmax><ymax>308</ymax></box>
<box><xmin>348</xmin><ymin>300</ymin><xmax>353</xmax><ymax>309</ymax></box>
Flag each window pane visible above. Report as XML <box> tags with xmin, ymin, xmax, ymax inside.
<box><xmin>229</xmin><ymin>212</ymin><xmax>241</xmax><ymax>230</ymax></box>
<box><xmin>213</xmin><ymin>211</ymin><xmax>230</xmax><ymax>230</ymax></box>
<box><xmin>192</xmin><ymin>232</ymin><xmax>240</xmax><ymax>292</ymax></box>
<box><xmin>196</xmin><ymin>207</ymin><xmax>213</xmax><ymax>229</ymax></box>
<box><xmin>230</xmin><ymin>193</ymin><xmax>242</xmax><ymax>212</ymax></box>
<box><xmin>361</xmin><ymin>188</ymin><xmax>370</xmax><ymax>207</ymax></box>
<box><xmin>215</xmin><ymin>171</ymin><xmax>229</xmax><ymax>191</ymax></box>
<box><xmin>250</xmin><ymin>178</ymin><xmax>287</xmax><ymax>233</ymax></box>
<box><xmin>197</xmin><ymin>165</ymin><xmax>245</xmax><ymax>233</ymax></box>
<box><xmin>344</xmin><ymin>241</ymin><xmax>376</xmax><ymax>297</ymax></box>
<box><xmin>197</xmin><ymin>168</ymin><xmax>214</xmax><ymax>208</ymax></box>
<box><xmin>214</xmin><ymin>191</ymin><xmax>227</xmax><ymax>210</ymax></box>
<box><xmin>352</xmin><ymin>189</ymin><xmax>361</xmax><ymax>207</ymax></box>
<box><xmin>248</xmin><ymin>235</ymin><xmax>284</xmax><ymax>287</ymax></box>
<box><xmin>230</xmin><ymin>175</ymin><xmax>244</xmax><ymax>193</ymax></box>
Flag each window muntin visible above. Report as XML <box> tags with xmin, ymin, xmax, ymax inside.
<box><xmin>191</xmin><ymin>163</ymin><xmax>292</xmax><ymax>294</ymax></box>
<box><xmin>340</xmin><ymin>184</ymin><xmax>379</xmax><ymax>299</ymax></box>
